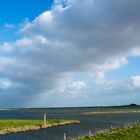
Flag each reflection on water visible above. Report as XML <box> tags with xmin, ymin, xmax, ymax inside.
<box><xmin>0</xmin><ymin>108</ymin><xmax>140</xmax><ymax>140</ymax></box>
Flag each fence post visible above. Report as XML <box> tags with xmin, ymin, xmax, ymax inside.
<box><xmin>123</xmin><ymin>123</ymin><xmax>125</xmax><ymax>129</ymax></box>
<box><xmin>89</xmin><ymin>130</ymin><xmax>91</xmax><ymax>136</ymax></box>
<box><xmin>133</xmin><ymin>121</ymin><xmax>136</xmax><ymax>125</ymax></box>
<box><xmin>109</xmin><ymin>124</ymin><xmax>113</xmax><ymax>132</ymax></box>
<box><xmin>64</xmin><ymin>133</ymin><xmax>66</xmax><ymax>140</ymax></box>
<box><xmin>44</xmin><ymin>113</ymin><xmax>47</xmax><ymax>128</ymax></box>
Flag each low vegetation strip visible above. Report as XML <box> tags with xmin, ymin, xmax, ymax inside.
<box><xmin>0</xmin><ymin>120</ymin><xmax>80</xmax><ymax>135</ymax></box>
<box><xmin>77</xmin><ymin>122</ymin><xmax>140</xmax><ymax>140</ymax></box>
<box><xmin>0</xmin><ymin>108</ymin><xmax>13</xmax><ymax>110</ymax></box>
<box><xmin>84</xmin><ymin>110</ymin><xmax>140</xmax><ymax>115</ymax></box>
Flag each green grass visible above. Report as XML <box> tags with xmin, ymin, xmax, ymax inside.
<box><xmin>77</xmin><ymin>123</ymin><xmax>140</xmax><ymax>140</ymax></box>
<box><xmin>0</xmin><ymin>119</ymin><xmax>80</xmax><ymax>135</ymax></box>
<box><xmin>84</xmin><ymin>110</ymin><xmax>140</xmax><ymax>115</ymax></box>
<box><xmin>0</xmin><ymin>108</ymin><xmax>13</xmax><ymax>110</ymax></box>
<box><xmin>0</xmin><ymin>120</ymin><xmax>66</xmax><ymax>130</ymax></box>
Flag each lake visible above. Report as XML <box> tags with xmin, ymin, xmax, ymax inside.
<box><xmin>0</xmin><ymin>107</ymin><xmax>140</xmax><ymax>140</ymax></box>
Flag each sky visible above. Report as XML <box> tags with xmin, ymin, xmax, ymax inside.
<box><xmin>0</xmin><ymin>0</ymin><xmax>140</xmax><ymax>108</ymax></box>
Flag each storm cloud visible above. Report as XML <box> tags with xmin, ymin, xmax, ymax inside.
<box><xmin>0</xmin><ymin>0</ymin><xmax>140</xmax><ymax>107</ymax></box>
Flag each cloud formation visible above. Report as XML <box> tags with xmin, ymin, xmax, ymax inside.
<box><xmin>0</xmin><ymin>0</ymin><xmax>140</xmax><ymax>107</ymax></box>
<box><xmin>132</xmin><ymin>76</ymin><xmax>140</xmax><ymax>87</ymax></box>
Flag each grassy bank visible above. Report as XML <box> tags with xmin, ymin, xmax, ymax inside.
<box><xmin>77</xmin><ymin>122</ymin><xmax>140</xmax><ymax>140</ymax></box>
<box><xmin>84</xmin><ymin>110</ymin><xmax>140</xmax><ymax>115</ymax></box>
<box><xmin>0</xmin><ymin>108</ymin><xmax>14</xmax><ymax>110</ymax></box>
<box><xmin>0</xmin><ymin>119</ymin><xmax>80</xmax><ymax>135</ymax></box>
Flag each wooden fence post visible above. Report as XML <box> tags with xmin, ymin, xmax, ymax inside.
<box><xmin>133</xmin><ymin>121</ymin><xmax>136</xmax><ymax>125</ymax></box>
<box><xmin>89</xmin><ymin>130</ymin><xmax>91</xmax><ymax>136</ymax></box>
<box><xmin>109</xmin><ymin>124</ymin><xmax>113</xmax><ymax>132</ymax></box>
<box><xmin>44</xmin><ymin>113</ymin><xmax>47</xmax><ymax>127</ymax></box>
<box><xmin>64</xmin><ymin>133</ymin><xmax>67</xmax><ymax>140</ymax></box>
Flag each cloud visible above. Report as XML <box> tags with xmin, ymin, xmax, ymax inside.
<box><xmin>131</xmin><ymin>76</ymin><xmax>140</xmax><ymax>87</ymax></box>
<box><xmin>131</xmin><ymin>48</ymin><xmax>140</xmax><ymax>56</ymax></box>
<box><xmin>66</xmin><ymin>81</ymin><xmax>86</xmax><ymax>92</ymax></box>
<box><xmin>0</xmin><ymin>79</ymin><xmax>14</xmax><ymax>90</ymax></box>
<box><xmin>4</xmin><ymin>23</ymin><xmax>14</xmax><ymax>29</ymax></box>
<box><xmin>1</xmin><ymin>0</ymin><xmax>140</xmax><ymax>107</ymax></box>
<box><xmin>20</xmin><ymin>0</ymin><xmax>140</xmax><ymax>70</ymax></box>
<box><xmin>1</xmin><ymin>42</ymin><xmax>13</xmax><ymax>52</ymax></box>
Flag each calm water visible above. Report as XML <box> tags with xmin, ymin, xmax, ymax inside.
<box><xmin>0</xmin><ymin>107</ymin><xmax>140</xmax><ymax>140</ymax></box>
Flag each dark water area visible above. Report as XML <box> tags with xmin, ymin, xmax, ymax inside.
<box><xmin>0</xmin><ymin>107</ymin><xmax>140</xmax><ymax>140</ymax></box>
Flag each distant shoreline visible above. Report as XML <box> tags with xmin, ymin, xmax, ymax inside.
<box><xmin>84</xmin><ymin>110</ymin><xmax>140</xmax><ymax>115</ymax></box>
<box><xmin>0</xmin><ymin>104</ymin><xmax>140</xmax><ymax>110</ymax></box>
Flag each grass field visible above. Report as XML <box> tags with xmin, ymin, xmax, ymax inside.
<box><xmin>77</xmin><ymin>122</ymin><xmax>140</xmax><ymax>140</ymax></box>
<box><xmin>84</xmin><ymin>110</ymin><xmax>140</xmax><ymax>115</ymax></box>
<box><xmin>0</xmin><ymin>119</ymin><xmax>80</xmax><ymax>135</ymax></box>
<box><xmin>0</xmin><ymin>108</ymin><xmax>13</xmax><ymax>110</ymax></box>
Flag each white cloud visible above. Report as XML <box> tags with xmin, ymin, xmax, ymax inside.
<box><xmin>131</xmin><ymin>76</ymin><xmax>140</xmax><ymax>87</ymax></box>
<box><xmin>130</xmin><ymin>48</ymin><xmax>140</xmax><ymax>56</ymax></box>
<box><xmin>67</xmin><ymin>81</ymin><xmax>86</xmax><ymax>92</ymax></box>
<box><xmin>92</xmin><ymin>57</ymin><xmax>128</xmax><ymax>77</ymax></box>
<box><xmin>0</xmin><ymin>79</ymin><xmax>14</xmax><ymax>90</ymax></box>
